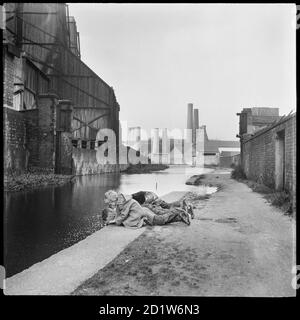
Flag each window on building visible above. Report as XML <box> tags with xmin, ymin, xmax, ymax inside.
<box><xmin>90</xmin><ymin>140</ymin><xmax>95</xmax><ymax>150</ymax></box>
<box><xmin>81</xmin><ymin>140</ymin><xmax>87</xmax><ymax>149</ymax></box>
<box><xmin>72</xmin><ymin>140</ymin><xmax>78</xmax><ymax>148</ymax></box>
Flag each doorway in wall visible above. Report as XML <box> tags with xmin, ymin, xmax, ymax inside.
<box><xmin>275</xmin><ymin>130</ymin><xmax>285</xmax><ymax>190</ymax></box>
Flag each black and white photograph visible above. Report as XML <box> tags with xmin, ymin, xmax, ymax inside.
<box><xmin>2</xmin><ymin>2</ymin><xmax>298</xmax><ymax>306</ymax></box>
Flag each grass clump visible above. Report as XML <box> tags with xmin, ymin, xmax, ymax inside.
<box><xmin>231</xmin><ymin>165</ymin><xmax>246</xmax><ymax>180</ymax></box>
<box><xmin>264</xmin><ymin>191</ymin><xmax>293</xmax><ymax>215</ymax></box>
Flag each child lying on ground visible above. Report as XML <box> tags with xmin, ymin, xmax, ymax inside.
<box><xmin>102</xmin><ymin>190</ymin><xmax>192</xmax><ymax>228</ymax></box>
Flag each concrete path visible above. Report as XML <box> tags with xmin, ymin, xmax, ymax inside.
<box><xmin>4</xmin><ymin>226</ymin><xmax>145</xmax><ymax>295</ymax></box>
<box><xmin>4</xmin><ymin>192</ymin><xmax>182</xmax><ymax>295</ymax></box>
<box><xmin>73</xmin><ymin>170</ymin><xmax>296</xmax><ymax>297</ymax></box>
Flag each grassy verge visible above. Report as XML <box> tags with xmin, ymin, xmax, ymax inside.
<box><xmin>123</xmin><ymin>163</ymin><xmax>169</xmax><ymax>174</ymax></box>
<box><xmin>231</xmin><ymin>165</ymin><xmax>294</xmax><ymax>217</ymax></box>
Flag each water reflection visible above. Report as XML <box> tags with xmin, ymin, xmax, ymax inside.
<box><xmin>4</xmin><ymin>166</ymin><xmax>214</xmax><ymax>277</ymax></box>
<box><xmin>4</xmin><ymin>173</ymin><xmax>121</xmax><ymax>277</ymax></box>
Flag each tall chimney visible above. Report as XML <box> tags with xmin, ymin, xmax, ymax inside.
<box><xmin>187</xmin><ymin>103</ymin><xmax>193</xmax><ymax>130</ymax></box>
<box><xmin>193</xmin><ymin>109</ymin><xmax>199</xmax><ymax>130</ymax></box>
<box><xmin>186</xmin><ymin>103</ymin><xmax>193</xmax><ymax>143</ymax></box>
<box><xmin>193</xmin><ymin>108</ymin><xmax>199</xmax><ymax>146</ymax></box>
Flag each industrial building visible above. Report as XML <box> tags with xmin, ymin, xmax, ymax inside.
<box><xmin>3</xmin><ymin>3</ymin><xmax>122</xmax><ymax>175</ymax></box>
<box><xmin>124</xmin><ymin>103</ymin><xmax>239</xmax><ymax>167</ymax></box>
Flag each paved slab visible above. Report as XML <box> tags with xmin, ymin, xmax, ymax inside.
<box><xmin>4</xmin><ymin>226</ymin><xmax>145</xmax><ymax>295</ymax></box>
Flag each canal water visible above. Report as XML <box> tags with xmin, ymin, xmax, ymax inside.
<box><xmin>4</xmin><ymin>166</ymin><xmax>215</xmax><ymax>277</ymax></box>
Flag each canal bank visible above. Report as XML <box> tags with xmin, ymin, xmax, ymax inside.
<box><xmin>4</xmin><ymin>172</ymin><xmax>75</xmax><ymax>192</ymax></box>
<box><xmin>73</xmin><ymin>169</ymin><xmax>295</xmax><ymax>297</ymax></box>
<box><xmin>4</xmin><ymin>190</ymin><xmax>197</xmax><ymax>295</ymax></box>
<box><xmin>4</xmin><ymin>165</ymin><xmax>214</xmax><ymax>277</ymax></box>
<box><xmin>4</xmin><ymin>164</ymin><xmax>169</xmax><ymax>193</ymax></box>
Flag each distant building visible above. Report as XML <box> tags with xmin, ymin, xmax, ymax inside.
<box><xmin>237</xmin><ymin>107</ymin><xmax>281</xmax><ymax>136</ymax></box>
<box><xmin>202</xmin><ymin>125</ymin><xmax>240</xmax><ymax>166</ymax></box>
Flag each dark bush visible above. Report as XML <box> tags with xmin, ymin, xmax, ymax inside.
<box><xmin>231</xmin><ymin>165</ymin><xmax>246</xmax><ymax>180</ymax></box>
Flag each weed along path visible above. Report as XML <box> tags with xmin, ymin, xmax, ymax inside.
<box><xmin>73</xmin><ymin>169</ymin><xmax>296</xmax><ymax>296</ymax></box>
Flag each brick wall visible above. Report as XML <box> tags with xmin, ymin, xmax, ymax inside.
<box><xmin>36</xmin><ymin>94</ymin><xmax>58</xmax><ymax>171</ymax></box>
<box><xmin>56</xmin><ymin>132</ymin><xmax>74</xmax><ymax>174</ymax></box>
<box><xmin>241</xmin><ymin>114</ymin><xmax>296</xmax><ymax>205</ymax></box>
<box><xmin>4</xmin><ymin>107</ymin><xmax>27</xmax><ymax>174</ymax></box>
<box><xmin>4</xmin><ymin>95</ymin><xmax>58</xmax><ymax>174</ymax></box>
<box><xmin>220</xmin><ymin>154</ymin><xmax>240</xmax><ymax>168</ymax></box>
<box><xmin>284</xmin><ymin>115</ymin><xmax>296</xmax><ymax>198</ymax></box>
<box><xmin>22</xmin><ymin>109</ymin><xmax>39</xmax><ymax>167</ymax></box>
<box><xmin>204</xmin><ymin>154</ymin><xmax>219</xmax><ymax>166</ymax></box>
<box><xmin>4</xmin><ymin>104</ymin><xmax>128</xmax><ymax>176</ymax></box>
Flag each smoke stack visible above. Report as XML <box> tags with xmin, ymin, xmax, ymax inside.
<box><xmin>187</xmin><ymin>103</ymin><xmax>193</xmax><ymax>130</ymax></box>
<box><xmin>186</xmin><ymin>103</ymin><xmax>193</xmax><ymax>143</ymax></box>
<box><xmin>193</xmin><ymin>109</ymin><xmax>199</xmax><ymax>130</ymax></box>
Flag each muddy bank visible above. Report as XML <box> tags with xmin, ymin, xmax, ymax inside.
<box><xmin>4</xmin><ymin>172</ymin><xmax>74</xmax><ymax>192</ymax></box>
<box><xmin>123</xmin><ymin>163</ymin><xmax>169</xmax><ymax>174</ymax></box>
<box><xmin>185</xmin><ymin>174</ymin><xmax>205</xmax><ymax>185</ymax></box>
<box><xmin>185</xmin><ymin>172</ymin><xmax>224</xmax><ymax>192</ymax></box>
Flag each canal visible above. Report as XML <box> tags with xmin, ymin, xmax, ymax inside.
<box><xmin>4</xmin><ymin>166</ymin><xmax>215</xmax><ymax>277</ymax></box>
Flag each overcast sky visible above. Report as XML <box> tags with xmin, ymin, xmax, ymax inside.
<box><xmin>68</xmin><ymin>3</ymin><xmax>296</xmax><ymax>140</ymax></box>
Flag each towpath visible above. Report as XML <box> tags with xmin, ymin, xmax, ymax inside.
<box><xmin>73</xmin><ymin>169</ymin><xmax>296</xmax><ymax>296</ymax></box>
